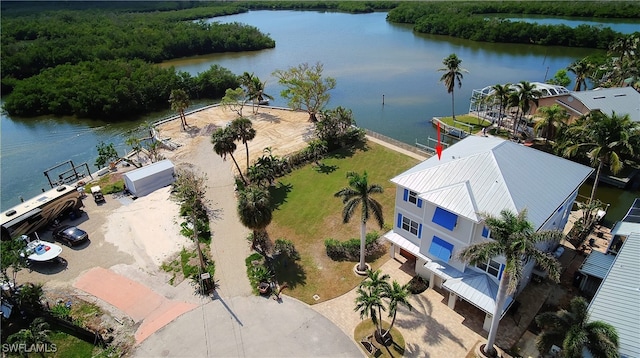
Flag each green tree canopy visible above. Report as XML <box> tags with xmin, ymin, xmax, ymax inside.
<box><xmin>273</xmin><ymin>62</ymin><xmax>336</xmax><ymax>122</ymax></box>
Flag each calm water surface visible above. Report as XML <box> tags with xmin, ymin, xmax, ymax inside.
<box><xmin>2</xmin><ymin>10</ymin><xmax>637</xmax><ymax>218</ymax></box>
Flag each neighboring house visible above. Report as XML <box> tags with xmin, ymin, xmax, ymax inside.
<box><xmin>587</xmin><ymin>230</ymin><xmax>640</xmax><ymax>358</ymax></box>
<box><xmin>384</xmin><ymin>135</ymin><xmax>593</xmax><ymax>330</ymax></box>
<box><xmin>535</xmin><ymin>86</ymin><xmax>640</xmax><ymax>122</ymax></box>
<box><xmin>576</xmin><ymin>198</ymin><xmax>640</xmax><ymax>298</ymax></box>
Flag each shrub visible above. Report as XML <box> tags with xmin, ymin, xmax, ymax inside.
<box><xmin>50</xmin><ymin>302</ymin><xmax>72</xmax><ymax>320</ymax></box>
<box><xmin>407</xmin><ymin>275</ymin><xmax>429</xmax><ymax>294</ymax></box>
<box><xmin>274</xmin><ymin>238</ymin><xmax>300</xmax><ymax>261</ymax></box>
<box><xmin>324</xmin><ymin>231</ymin><xmax>382</xmax><ymax>261</ymax></box>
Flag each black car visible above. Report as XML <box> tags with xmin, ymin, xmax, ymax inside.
<box><xmin>52</xmin><ymin>225</ymin><xmax>88</xmax><ymax>246</ymax></box>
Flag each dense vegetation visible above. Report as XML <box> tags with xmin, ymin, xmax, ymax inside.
<box><xmin>3</xmin><ymin>61</ymin><xmax>238</xmax><ymax>118</ymax></box>
<box><xmin>387</xmin><ymin>2</ymin><xmax>640</xmax><ymax>49</ymax></box>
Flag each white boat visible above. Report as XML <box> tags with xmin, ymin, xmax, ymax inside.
<box><xmin>19</xmin><ymin>235</ymin><xmax>63</xmax><ymax>262</ymax></box>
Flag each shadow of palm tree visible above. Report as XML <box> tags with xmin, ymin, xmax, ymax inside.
<box><xmin>397</xmin><ymin>293</ymin><xmax>467</xmax><ymax>349</ymax></box>
<box><xmin>268</xmin><ymin>182</ymin><xmax>293</xmax><ymax>210</ymax></box>
<box><xmin>254</xmin><ymin>112</ymin><xmax>281</xmax><ymax>123</ymax></box>
<box><xmin>313</xmin><ymin>162</ymin><xmax>338</xmax><ymax>174</ymax></box>
<box><xmin>273</xmin><ymin>259</ymin><xmax>306</xmax><ymax>289</ymax></box>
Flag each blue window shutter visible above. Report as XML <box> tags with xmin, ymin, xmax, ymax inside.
<box><xmin>498</xmin><ymin>264</ymin><xmax>504</xmax><ymax>280</ymax></box>
<box><xmin>403</xmin><ymin>189</ymin><xmax>408</xmax><ymax>202</ymax></box>
<box><xmin>432</xmin><ymin>207</ymin><xmax>458</xmax><ymax>231</ymax></box>
<box><xmin>417</xmin><ymin>198</ymin><xmax>423</xmax><ymax>208</ymax></box>
<box><xmin>428</xmin><ymin>236</ymin><xmax>454</xmax><ymax>263</ymax></box>
<box><xmin>482</xmin><ymin>226</ymin><xmax>489</xmax><ymax>238</ymax></box>
<box><xmin>397</xmin><ymin>213</ymin><xmax>402</xmax><ymax>228</ymax></box>
<box><xmin>418</xmin><ymin>224</ymin><xmax>422</xmax><ymax>238</ymax></box>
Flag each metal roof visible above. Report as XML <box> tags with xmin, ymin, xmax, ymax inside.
<box><xmin>383</xmin><ymin>231</ymin><xmax>429</xmax><ymax>261</ymax></box>
<box><xmin>123</xmin><ymin>159</ymin><xmax>174</xmax><ymax>182</ymax></box>
<box><xmin>578</xmin><ymin>251</ymin><xmax>616</xmax><ymax>279</ymax></box>
<box><xmin>391</xmin><ymin>136</ymin><xmax>593</xmax><ymax>230</ymax></box>
<box><xmin>588</xmin><ymin>232</ymin><xmax>640</xmax><ymax>358</ymax></box>
<box><xmin>443</xmin><ymin>273</ymin><xmax>513</xmax><ymax>317</ymax></box>
<box><xmin>611</xmin><ymin>198</ymin><xmax>640</xmax><ymax>237</ymax></box>
<box><xmin>570</xmin><ymin>87</ymin><xmax>640</xmax><ymax>122</ymax></box>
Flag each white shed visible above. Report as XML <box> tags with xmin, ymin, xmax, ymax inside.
<box><xmin>123</xmin><ymin>160</ymin><xmax>175</xmax><ymax>198</ymax></box>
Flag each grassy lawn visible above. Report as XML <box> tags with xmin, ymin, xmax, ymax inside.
<box><xmin>439</xmin><ymin>115</ymin><xmax>491</xmax><ymax>132</ymax></box>
<box><xmin>268</xmin><ymin>141</ymin><xmax>419</xmax><ymax>304</ymax></box>
<box><xmin>354</xmin><ymin>320</ymin><xmax>405</xmax><ymax>358</ymax></box>
<box><xmin>48</xmin><ymin>325</ymin><xmax>100</xmax><ymax>357</ymax></box>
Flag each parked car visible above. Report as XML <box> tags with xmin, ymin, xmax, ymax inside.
<box><xmin>52</xmin><ymin>225</ymin><xmax>88</xmax><ymax>246</ymax></box>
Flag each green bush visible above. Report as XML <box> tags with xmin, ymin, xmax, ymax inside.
<box><xmin>324</xmin><ymin>231</ymin><xmax>382</xmax><ymax>261</ymax></box>
<box><xmin>50</xmin><ymin>303</ymin><xmax>72</xmax><ymax>320</ymax></box>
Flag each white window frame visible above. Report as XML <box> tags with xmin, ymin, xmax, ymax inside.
<box><xmin>476</xmin><ymin>259</ymin><xmax>502</xmax><ymax>278</ymax></box>
<box><xmin>402</xmin><ymin>216</ymin><xmax>419</xmax><ymax>236</ymax></box>
<box><xmin>408</xmin><ymin>190</ymin><xmax>418</xmax><ymax>205</ymax></box>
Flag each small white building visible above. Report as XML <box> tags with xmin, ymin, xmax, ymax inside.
<box><xmin>384</xmin><ymin>135</ymin><xmax>593</xmax><ymax>330</ymax></box>
<box><xmin>123</xmin><ymin>160</ymin><xmax>175</xmax><ymax>198</ymax></box>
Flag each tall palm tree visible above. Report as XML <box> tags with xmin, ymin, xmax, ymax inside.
<box><xmin>8</xmin><ymin>317</ymin><xmax>52</xmax><ymax>357</ymax></box>
<box><xmin>383</xmin><ymin>280</ymin><xmax>413</xmax><ymax>339</ymax></box>
<box><xmin>229</xmin><ymin>117</ymin><xmax>256</xmax><ymax>171</ymax></box>
<box><xmin>514</xmin><ymin>81</ymin><xmax>541</xmax><ymax>136</ymax></box>
<box><xmin>536</xmin><ymin>296</ymin><xmax>619</xmax><ymax>358</ymax></box>
<box><xmin>211</xmin><ymin>127</ymin><xmax>248</xmax><ymax>185</ymax></box>
<box><xmin>568</xmin><ymin>58</ymin><xmax>594</xmax><ymax>91</ymax></box>
<box><xmin>534</xmin><ymin>104</ymin><xmax>570</xmax><ymax>143</ymax></box>
<box><xmin>458</xmin><ymin>209</ymin><xmax>562</xmax><ymax>357</ymax></box>
<box><xmin>237</xmin><ymin>185</ymin><xmax>273</xmax><ymax>258</ymax></box>
<box><xmin>438</xmin><ymin>53</ymin><xmax>468</xmax><ymax>121</ymax></box>
<box><xmin>334</xmin><ymin>171</ymin><xmax>384</xmax><ymax>273</ymax></box>
<box><xmin>488</xmin><ymin>83</ymin><xmax>514</xmax><ymax>128</ymax></box>
<box><xmin>562</xmin><ymin>111</ymin><xmax>639</xmax><ymax>204</ymax></box>
<box><xmin>169</xmin><ymin>89</ymin><xmax>190</xmax><ymax>130</ymax></box>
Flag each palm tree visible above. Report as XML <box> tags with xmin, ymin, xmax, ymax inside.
<box><xmin>568</xmin><ymin>58</ymin><xmax>594</xmax><ymax>91</ymax></box>
<box><xmin>383</xmin><ymin>280</ymin><xmax>413</xmax><ymax>339</ymax></box>
<box><xmin>355</xmin><ymin>270</ymin><xmax>388</xmax><ymax>338</ymax></box>
<box><xmin>8</xmin><ymin>317</ymin><xmax>52</xmax><ymax>357</ymax></box>
<box><xmin>229</xmin><ymin>117</ymin><xmax>256</xmax><ymax>171</ymax></box>
<box><xmin>536</xmin><ymin>296</ymin><xmax>619</xmax><ymax>358</ymax></box>
<box><xmin>334</xmin><ymin>171</ymin><xmax>384</xmax><ymax>273</ymax></box>
<box><xmin>534</xmin><ymin>104</ymin><xmax>570</xmax><ymax>143</ymax></box>
<box><xmin>211</xmin><ymin>127</ymin><xmax>248</xmax><ymax>185</ymax></box>
<box><xmin>237</xmin><ymin>185</ymin><xmax>273</xmax><ymax>258</ymax></box>
<box><xmin>562</xmin><ymin>111</ymin><xmax>639</xmax><ymax>204</ymax></box>
<box><xmin>169</xmin><ymin>89</ymin><xmax>190</xmax><ymax>130</ymax></box>
<box><xmin>458</xmin><ymin>209</ymin><xmax>562</xmax><ymax>357</ymax></box>
<box><xmin>438</xmin><ymin>53</ymin><xmax>468</xmax><ymax>121</ymax></box>
<box><xmin>488</xmin><ymin>83</ymin><xmax>514</xmax><ymax>128</ymax></box>
<box><xmin>242</xmin><ymin>74</ymin><xmax>273</xmax><ymax>114</ymax></box>
<box><xmin>514</xmin><ymin>81</ymin><xmax>541</xmax><ymax>136</ymax></box>
<box><xmin>360</xmin><ymin>270</ymin><xmax>391</xmax><ymax>336</ymax></box>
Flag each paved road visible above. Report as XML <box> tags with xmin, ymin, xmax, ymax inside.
<box><xmin>134</xmin><ymin>295</ymin><xmax>362</xmax><ymax>358</ymax></box>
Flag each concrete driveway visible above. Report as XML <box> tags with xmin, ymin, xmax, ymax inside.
<box><xmin>134</xmin><ymin>295</ymin><xmax>363</xmax><ymax>358</ymax></box>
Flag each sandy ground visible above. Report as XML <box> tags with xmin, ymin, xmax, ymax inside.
<box><xmin>15</xmin><ymin>105</ymin><xmax>315</xmax><ymax>348</ymax></box>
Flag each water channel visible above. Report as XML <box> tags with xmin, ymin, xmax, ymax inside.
<box><xmin>1</xmin><ymin>10</ymin><xmax>638</xmax><ymax>219</ymax></box>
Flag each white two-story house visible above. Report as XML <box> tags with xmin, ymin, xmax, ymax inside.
<box><xmin>384</xmin><ymin>135</ymin><xmax>593</xmax><ymax>330</ymax></box>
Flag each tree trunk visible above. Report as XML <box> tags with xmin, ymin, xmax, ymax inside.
<box><xmin>484</xmin><ymin>271</ymin><xmax>510</xmax><ymax>357</ymax></box>
<box><xmin>245</xmin><ymin>143</ymin><xmax>250</xmax><ymax>173</ymax></box>
<box><xmin>358</xmin><ymin>221</ymin><xmax>367</xmax><ymax>272</ymax></box>
<box><xmin>229</xmin><ymin>154</ymin><xmax>248</xmax><ymax>185</ymax></box>
<box><xmin>589</xmin><ymin>160</ymin><xmax>603</xmax><ymax>204</ymax></box>
<box><xmin>451</xmin><ymin>90</ymin><xmax>456</xmax><ymax>121</ymax></box>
